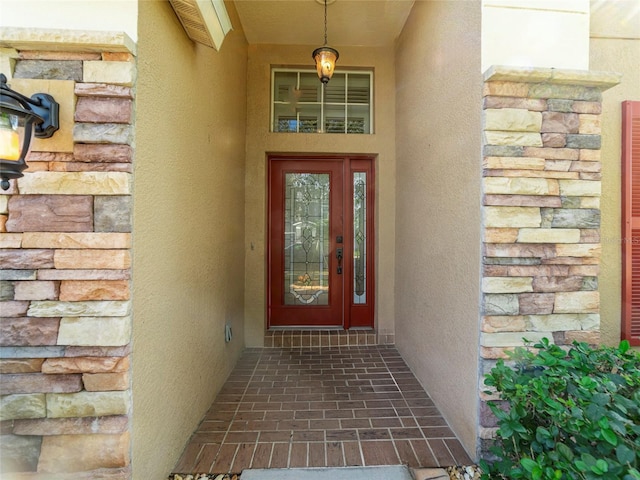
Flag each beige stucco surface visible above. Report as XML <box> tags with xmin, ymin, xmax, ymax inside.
<box><xmin>133</xmin><ymin>1</ymin><xmax>248</xmax><ymax>478</ymax></box>
<box><xmin>243</xmin><ymin>44</ymin><xmax>397</xmax><ymax>346</ymax></box>
<box><xmin>394</xmin><ymin>0</ymin><xmax>482</xmax><ymax>458</ymax></box>
<box><xmin>590</xmin><ymin>1</ymin><xmax>640</xmax><ymax>347</ymax></box>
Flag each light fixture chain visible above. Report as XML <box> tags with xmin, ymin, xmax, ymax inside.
<box><xmin>324</xmin><ymin>0</ymin><xmax>328</xmax><ymax>45</ymax></box>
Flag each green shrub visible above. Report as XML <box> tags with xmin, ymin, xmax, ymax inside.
<box><xmin>480</xmin><ymin>338</ymin><xmax>640</xmax><ymax>480</ymax></box>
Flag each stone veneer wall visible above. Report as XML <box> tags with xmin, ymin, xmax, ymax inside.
<box><xmin>478</xmin><ymin>66</ymin><xmax>620</xmax><ymax>455</ymax></box>
<box><xmin>0</xmin><ymin>37</ymin><xmax>135</xmax><ymax>478</ymax></box>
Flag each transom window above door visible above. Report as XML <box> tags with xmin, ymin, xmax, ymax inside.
<box><xmin>271</xmin><ymin>69</ymin><xmax>373</xmax><ymax>134</ymax></box>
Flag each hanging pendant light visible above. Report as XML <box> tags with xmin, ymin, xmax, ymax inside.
<box><xmin>312</xmin><ymin>0</ymin><xmax>339</xmax><ymax>84</ymax></box>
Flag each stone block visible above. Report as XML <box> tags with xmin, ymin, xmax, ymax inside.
<box><xmin>532</xmin><ymin>276</ymin><xmax>584</xmax><ymax>292</ymax></box>
<box><xmin>75</xmin><ymin>83</ymin><xmax>134</xmax><ymax>98</ymax></box>
<box><xmin>22</xmin><ymin>232</ymin><xmax>131</xmax><ymax>249</ymax></box>
<box><xmin>481</xmin><ymin>346</ymin><xmax>516</xmax><ymax>359</ymax></box>
<box><xmin>483</xmin><ymin>145</ymin><xmax>525</xmax><ymax>157</ymax></box>
<box><xmin>0</xmin><ymin>233</ymin><xmax>22</xmax><ymax>248</ymax></box>
<box><xmin>46</xmin><ymin>391</ymin><xmax>130</xmax><ymax>418</ymax></box>
<box><xmin>517</xmin><ymin>228</ymin><xmax>580</xmax><ymax>244</ymax></box>
<box><xmin>579</xmin><ymin>114</ymin><xmax>601</xmax><ymax>134</ymax></box>
<box><xmin>484</xmin><ymin>131</ymin><xmax>542</xmax><ymax>147</ymax></box>
<box><xmin>13</xmin><ymin>415</ymin><xmax>128</xmax><ymax>435</ymax></box>
<box><xmin>572</xmin><ymin>101</ymin><xmax>601</xmax><ymax>114</ymax></box>
<box><xmin>566</xmin><ymin>134</ymin><xmax>601</xmax><ymax>149</ymax></box>
<box><xmin>570</xmin><ymin>161</ymin><xmax>601</xmax><ymax>173</ymax></box>
<box><xmin>0</xmin><ymin>346</ymin><xmax>65</xmax><ymax>358</ymax></box>
<box><xmin>483</xmin><ymin>156</ymin><xmax>545</xmax><ymax>170</ymax></box>
<box><xmin>545</xmin><ymin>160</ymin><xmax>572</xmax><ymax>171</ymax></box>
<box><xmin>1</xmin><ymin>280</ymin><xmax>14</xmax><ymax>300</ymax></box>
<box><xmin>483</xmin><ymin>294</ymin><xmax>519</xmax><ymax>315</ymax></box>
<box><xmin>19</xmin><ymin>51</ymin><xmax>100</xmax><ymax>61</ymax></box>
<box><xmin>484</xmin><ymin>109</ymin><xmax>542</xmax><ymax>132</ymax></box>
<box><xmin>582</xmin><ymin>276</ymin><xmax>598</xmax><ymax>290</ymax></box>
<box><xmin>559</xmin><ymin>180</ymin><xmax>601</xmax><ymax>197</ymax></box>
<box><xmin>580</xmin><ymin>172</ymin><xmax>602</xmax><ymax>181</ymax></box>
<box><xmin>546</xmin><ymin>99</ymin><xmax>574</xmax><ymax>112</ymax></box>
<box><xmin>519</xmin><ymin>293</ymin><xmax>555</xmax><ymax>314</ymax></box>
<box><xmin>27</xmin><ymin>300</ymin><xmax>130</xmax><ymax>318</ymax></box>
<box><xmin>579</xmin><ymin>149</ymin><xmax>601</xmax><ymax>161</ymax></box>
<box><xmin>0</xmin><ymin>300</ymin><xmax>29</xmax><ymax>317</ymax></box>
<box><xmin>59</xmin><ymin>280</ymin><xmax>129</xmax><ymax>301</ymax></box>
<box><xmin>554</xmin><ymin>291</ymin><xmax>599</xmax><ymax>313</ymax></box>
<box><xmin>94</xmin><ymin>196</ymin><xmax>132</xmax><ymax>233</ymax></box>
<box><xmin>526</xmin><ymin>313</ymin><xmax>599</xmax><ymax>332</ymax></box>
<box><xmin>484</xmin><ymin>177</ymin><xmax>558</xmax><ymax>196</ymax></box>
<box><xmin>508</xmin><ymin>265</ymin><xmax>569</xmax><ymax>276</ymax></box>
<box><xmin>50</xmin><ymin>161</ymin><xmax>133</xmax><ymax>173</ymax></box>
<box><xmin>57</xmin><ymin>316</ymin><xmax>131</xmax><ymax>347</ymax></box>
<box><xmin>83</xmin><ymin>372</ymin><xmax>129</xmax><ymax>391</ymax></box>
<box><xmin>0</xmin><ymin>434</ymin><xmax>42</xmax><ymax>472</ymax></box>
<box><xmin>84</xmin><ymin>60</ymin><xmax>136</xmax><ymax>85</ymax></box>
<box><xmin>481</xmin><ymin>315</ymin><xmax>526</xmax><ymax>332</ymax></box>
<box><xmin>0</xmin><ymin>393</ymin><xmax>46</xmax><ymax>420</ymax></box>
<box><xmin>14</xmin><ymin>281</ymin><xmax>59</xmax><ymax>301</ymax></box>
<box><xmin>65</xmin><ymin>345</ymin><xmax>131</xmax><ymax>358</ymax></box>
<box><xmin>556</xmin><ymin>243</ymin><xmax>601</xmax><ymax>258</ymax></box>
<box><xmin>485</xmin><ymin>207</ymin><xmax>541</xmax><ymax>228</ymax></box>
<box><xmin>18</xmin><ymin>172</ymin><xmax>131</xmax><ymax>195</ymax></box>
<box><xmin>14</xmin><ymin>60</ymin><xmax>82</xmax><ymax>81</ymax></box>
<box><xmin>565</xmin><ymin>330</ymin><xmax>600</xmax><ymax>344</ymax></box>
<box><xmin>483</xmin><ymin>194</ymin><xmax>561</xmax><ymax>207</ymax></box>
<box><xmin>75</xmin><ymin>97</ymin><xmax>133</xmax><ymax>124</ymax></box>
<box><xmin>54</xmin><ymin>250</ymin><xmax>131</xmax><ymax>269</ymax></box>
<box><xmin>541</xmin><ymin>112</ymin><xmax>579</xmax><ymax>134</ymax></box>
<box><xmin>0</xmin><ymin>317</ymin><xmax>60</xmax><ymax>346</ymax></box>
<box><xmin>0</xmin><ymin>195</ymin><xmax>7</xmax><ymax>214</ymax></box>
<box><xmin>38</xmin><ymin>433</ymin><xmax>130</xmax><ymax>472</ymax></box>
<box><xmin>0</xmin><ymin>249</ymin><xmax>54</xmax><ymax>269</ymax></box>
<box><xmin>483</xmin><ymin>96</ymin><xmax>547</xmax><ymax>111</ymax></box>
<box><xmin>569</xmin><ymin>265</ymin><xmax>599</xmax><ymax>276</ymax></box>
<box><xmin>74</xmin><ymin>144</ymin><xmax>133</xmax><ymax>163</ymax></box>
<box><xmin>523</xmin><ymin>147</ymin><xmax>580</xmax><ymax>161</ymax></box>
<box><xmin>0</xmin><ymin>373</ymin><xmax>82</xmax><ymax>394</ymax></box>
<box><xmin>481</xmin><ymin>331</ymin><xmax>549</xmax><ymax>347</ymax></box>
<box><xmin>482</xmin><ymin>277</ymin><xmax>533</xmax><ymax>293</ymax></box>
<box><xmin>73</xmin><ymin>122</ymin><xmax>134</xmax><ymax>145</ymax></box>
<box><xmin>42</xmin><ymin>355</ymin><xmax>130</xmax><ymax>374</ymax></box>
<box><xmin>483</xmin><ymin>82</ymin><xmax>529</xmax><ymax>97</ymax></box>
<box><xmin>6</xmin><ymin>195</ymin><xmax>93</xmax><ymax>233</ymax></box>
<box><xmin>484</xmin><ymin>228</ymin><xmax>518</xmax><ymax>243</ymax></box>
<box><xmin>38</xmin><ymin>269</ymin><xmax>130</xmax><ymax>281</ymax></box>
<box><xmin>541</xmin><ymin>133</ymin><xmax>566</xmax><ymax>148</ymax></box>
<box><xmin>0</xmin><ymin>270</ymin><xmax>36</xmax><ymax>281</ymax></box>
<box><xmin>484</xmin><ymin>265</ymin><xmax>509</xmax><ymax>276</ymax></box>
<box><xmin>529</xmin><ymin>84</ymin><xmax>601</xmax><ymax>102</ymax></box>
<box><xmin>0</xmin><ymin>358</ymin><xmax>44</xmax><ymax>374</ymax></box>
<box><xmin>484</xmin><ymin>243</ymin><xmax>555</xmax><ymax>258</ymax></box>
<box><xmin>551</xmin><ymin>209</ymin><xmax>600</xmax><ymax>228</ymax></box>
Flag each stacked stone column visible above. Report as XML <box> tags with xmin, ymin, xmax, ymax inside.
<box><xmin>478</xmin><ymin>66</ymin><xmax>620</xmax><ymax>453</ymax></box>
<box><xmin>0</xmin><ymin>32</ymin><xmax>135</xmax><ymax>479</ymax></box>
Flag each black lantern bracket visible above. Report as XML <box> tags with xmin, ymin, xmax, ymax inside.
<box><xmin>0</xmin><ymin>73</ymin><xmax>60</xmax><ymax>190</ymax></box>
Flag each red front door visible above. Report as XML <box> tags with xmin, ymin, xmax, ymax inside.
<box><xmin>268</xmin><ymin>155</ymin><xmax>375</xmax><ymax>329</ymax></box>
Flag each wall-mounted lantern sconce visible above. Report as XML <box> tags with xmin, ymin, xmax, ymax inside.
<box><xmin>0</xmin><ymin>73</ymin><xmax>59</xmax><ymax>190</ymax></box>
<box><xmin>312</xmin><ymin>0</ymin><xmax>339</xmax><ymax>84</ymax></box>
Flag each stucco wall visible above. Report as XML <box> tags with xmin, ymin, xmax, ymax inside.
<box><xmin>395</xmin><ymin>0</ymin><xmax>482</xmax><ymax>458</ymax></box>
<box><xmin>481</xmin><ymin>0</ymin><xmax>590</xmax><ymax>72</ymax></box>
<box><xmin>244</xmin><ymin>44</ymin><xmax>396</xmax><ymax>346</ymax></box>
<box><xmin>133</xmin><ymin>1</ymin><xmax>247</xmax><ymax>478</ymax></box>
<box><xmin>590</xmin><ymin>0</ymin><xmax>640</xmax><ymax>347</ymax></box>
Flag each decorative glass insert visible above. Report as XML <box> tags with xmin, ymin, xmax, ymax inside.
<box><xmin>272</xmin><ymin>69</ymin><xmax>373</xmax><ymax>134</ymax></box>
<box><xmin>284</xmin><ymin>173</ymin><xmax>330</xmax><ymax>305</ymax></box>
<box><xmin>353</xmin><ymin>172</ymin><xmax>366</xmax><ymax>304</ymax></box>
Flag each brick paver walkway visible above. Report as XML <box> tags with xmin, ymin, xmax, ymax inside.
<box><xmin>172</xmin><ymin>346</ymin><xmax>472</xmax><ymax>474</ymax></box>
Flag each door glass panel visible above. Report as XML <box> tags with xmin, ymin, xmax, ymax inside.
<box><xmin>353</xmin><ymin>172</ymin><xmax>366</xmax><ymax>304</ymax></box>
<box><xmin>284</xmin><ymin>173</ymin><xmax>330</xmax><ymax>305</ymax></box>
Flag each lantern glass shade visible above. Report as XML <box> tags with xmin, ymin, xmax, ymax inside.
<box><xmin>0</xmin><ymin>112</ymin><xmax>29</xmax><ymax>162</ymax></box>
<box><xmin>312</xmin><ymin>46</ymin><xmax>339</xmax><ymax>84</ymax></box>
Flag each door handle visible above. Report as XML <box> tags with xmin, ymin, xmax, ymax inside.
<box><xmin>336</xmin><ymin>248</ymin><xmax>343</xmax><ymax>274</ymax></box>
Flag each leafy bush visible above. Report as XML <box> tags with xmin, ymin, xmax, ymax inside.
<box><xmin>481</xmin><ymin>338</ymin><xmax>640</xmax><ymax>480</ymax></box>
